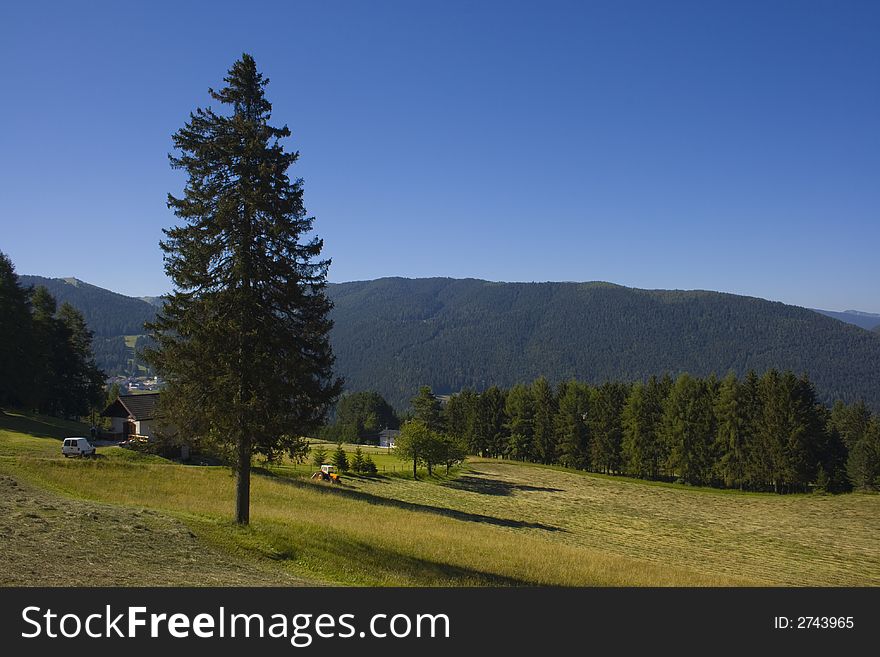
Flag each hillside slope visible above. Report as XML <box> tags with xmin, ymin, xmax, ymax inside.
<box><xmin>17</xmin><ymin>275</ymin><xmax>880</xmax><ymax>411</ymax></box>
<box><xmin>19</xmin><ymin>275</ymin><xmax>155</xmax><ymax>337</ymax></box>
<box><xmin>327</xmin><ymin>278</ymin><xmax>880</xmax><ymax>410</ymax></box>
<box><xmin>18</xmin><ymin>276</ymin><xmax>156</xmax><ymax>376</ymax></box>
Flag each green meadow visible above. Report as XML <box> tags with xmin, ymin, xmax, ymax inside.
<box><xmin>2</xmin><ymin>411</ymin><xmax>878</xmax><ymax>587</ymax></box>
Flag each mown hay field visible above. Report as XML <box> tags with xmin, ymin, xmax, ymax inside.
<box><xmin>2</xmin><ymin>411</ymin><xmax>878</xmax><ymax>586</ymax></box>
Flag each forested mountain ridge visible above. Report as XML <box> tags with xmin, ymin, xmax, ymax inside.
<box><xmin>327</xmin><ymin>278</ymin><xmax>880</xmax><ymax>411</ymax></box>
<box><xmin>18</xmin><ymin>276</ymin><xmax>155</xmax><ymax>337</ymax></box>
<box><xmin>18</xmin><ymin>275</ymin><xmax>156</xmax><ymax>376</ymax></box>
<box><xmin>16</xmin><ymin>275</ymin><xmax>880</xmax><ymax>412</ymax></box>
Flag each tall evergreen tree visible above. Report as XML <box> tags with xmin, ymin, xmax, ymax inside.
<box><xmin>55</xmin><ymin>302</ymin><xmax>104</xmax><ymax>417</ymax></box>
<box><xmin>556</xmin><ymin>380</ymin><xmax>590</xmax><ymax>469</ymax></box>
<box><xmin>31</xmin><ymin>286</ymin><xmax>62</xmax><ymax>414</ymax></box>
<box><xmin>661</xmin><ymin>374</ymin><xmax>715</xmax><ymax>485</ymax></box>
<box><xmin>847</xmin><ymin>417</ymin><xmax>880</xmax><ymax>490</ymax></box>
<box><xmin>505</xmin><ymin>383</ymin><xmax>535</xmax><ymax>461</ymax></box>
<box><xmin>326</xmin><ymin>390</ymin><xmax>398</xmax><ymax>442</ymax></box>
<box><xmin>588</xmin><ymin>382</ymin><xmax>628</xmax><ymax>474</ymax></box>
<box><xmin>829</xmin><ymin>399</ymin><xmax>871</xmax><ymax>450</ymax></box>
<box><xmin>0</xmin><ymin>252</ymin><xmax>33</xmax><ymax>408</ymax></box>
<box><xmin>814</xmin><ymin>409</ymin><xmax>851</xmax><ymax>493</ymax></box>
<box><xmin>443</xmin><ymin>389</ymin><xmax>472</xmax><ymax>447</ymax></box>
<box><xmin>411</xmin><ymin>385</ymin><xmax>444</xmax><ymax>432</ymax></box>
<box><xmin>531</xmin><ymin>376</ymin><xmax>558</xmax><ymax>464</ymax></box>
<box><xmin>481</xmin><ymin>386</ymin><xmax>509</xmax><ymax>458</ymax></box>
<box><xmin>621</xmin><ymin>377</ymin><xmax>664</xmax><ymax>479</ymax></box>
<box><xmin>713</xmin><ymin>372</ymin><xmax>750</xmax><ymax>488</ymax></box>
<box><xmin>753</xmin><ymin>370</ymin><xmax>818</xmax><ymax>492</ymax></box>
<box><xmin>146</xmin><ymin>54</ymin><xmax>342</xmax><ymax>524</ymax></box>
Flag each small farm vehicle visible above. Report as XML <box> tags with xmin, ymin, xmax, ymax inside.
<box><xmin>311</xmin><ymin>464</ymin><xmax>341</xmax><ymax>483</ymax></box>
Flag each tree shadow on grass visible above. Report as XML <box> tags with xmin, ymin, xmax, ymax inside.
<box><xmin>0</xmin><ymin>411</ymin><xmax>76</xmax><ymax>441</ymax></box>
<box><xmin>258</xmin><ymin>530</ymin><xmax>535</xmax><ymax>586</ymax></box>
<box><xmin>256</xmin><ymin>469</ymin><xmax>566</xmax><ymax>534</ymax></box>
<box><xmin>441</xmin><ymin>473</ymin><xmax>564</xmax><ymax>496</ymax></box>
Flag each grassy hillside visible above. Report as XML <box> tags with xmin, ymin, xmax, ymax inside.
<box><xmin>3</xmin><ymin>411</ymin><xmax>879</xmax><ymax>586</ymax></box>
<box><xmin>327</xmin><ymin>278</ymin><xmax>880</xmax><ymax>410</ymax></box>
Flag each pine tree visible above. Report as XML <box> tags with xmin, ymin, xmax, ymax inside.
<box><xmin>505</xmin><ymin>384</ymin><xmax>535</xmax><ymax>461</ymax></box>
<box><xmin>661</xmin><ymin>374</ymin><xmax>714</xmax><ymax>485</ymax></box>
<box><xmin>0</xmin><ymin>252</ymin><xmax>34</xmax><ymax>408</ymax></box>
<box><xmin>830</xmin><ymin>399</ymin><xmax>871</xmax><ymax>449</ymax></box>
<box><xmin>481</xmin><ymin>386</ymin><xmax>509</xmax><ymax>458</ymax></box>
<box><xmin>332</xmin><ymin>444</ymin><xmax>350</xmax><ymax>472</ymax></box>
<box><xmin>443</xmin><ymin>390</ymin><xmax>471</xmax><ymax>447</ymax></box>
<box><xmin>847</xmin><ymin>417</ymin><xmax>880</xmax><ymax>490</ymax></box>
<box><xmin>556</xmin><ymin>380</ymin><xmax>590</xmax><ymax>469</ymax></box>
<box><xmin>363</xmin><ymin>453</ymin><xmax>378</xmax><ymax>475</ymax></box>
<box><xmin>146</xmin><ymin>54</ymin><xmax>342</xmax><ymax>524</ymax></box>
<box><xmin>411</xmin><ymin>386</ymin><xmax>444</xmax><ymax>432</ymax></box>
<box><xmin>31</xmin><ymin>286</ymin><xmax>62</xmax><ymax>414</ymax></box>
<box><xmin>55</xmin><ymin>303</ymin><xmax>105</xmax><ymax>417</ymax></box>
<box><xmin>815</xmin><ymin>420</ymin><xmax>851</xmax><ymax>493</ymax></box>
<box><xmin>588</xmin><ymin>382</ymin><xmax>628</xmax><ymax>474</ymax></box>
<box><xmin>311</xmin><ymin>445</ymin><xmax>328</xmax><ymax>468</ymax></box>
<box><xmin>351</xmin><ymin>445</ymin><xmax>366</xmax><ymax>473</ymax></box>
<box><xmin>329</xmin><ymin>391</ymin><xmax>399</xmax><ymax>442</ymax></box>
<box><xmin>714</xmin><ymin>372</ymin><xmax>749</xmax><ymax>488</ymax></box>
<box><xmin>621</xmin><ymin>378</ymin><xmax>663</xmax><ymax>479</ymax></box>
<box><xmin>531</xmin><ymin>376</ymin><xmax>558</xmax><ymax>464</ymax></box>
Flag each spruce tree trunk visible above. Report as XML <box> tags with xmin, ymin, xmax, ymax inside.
<box><xmin>413</xmin><ymin>456</ymin><xmax>417</xmax><ymax>479</ymax></box>
<box><xmin>236</xmin><ymin>436</ymin><xmax>251</xmax><ymax>524</ymax></box>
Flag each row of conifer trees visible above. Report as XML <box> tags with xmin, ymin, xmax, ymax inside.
<box><xmin>0</xmin><ymin>252</ymin><xmax>105</xmax><ymax>417</ymax></box>
<box><xmin>430</xmin><ymin>372</ymin><xmax>879</xmax><ymax>492</ymax></box>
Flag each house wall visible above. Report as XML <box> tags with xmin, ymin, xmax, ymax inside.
<box><xmin>110</xmin><ymin>417</ymin><xmax>125</xmax><ymax>434</ymax></box>
<box><xmin>136</xmin><ymin>420</ymin><xmax>154</xmax><ymax>439</ymax></box>
<box><xmin>379</xmin><ymin>431</ymin><xmax>399</xmax><ymax>448</ymax></box>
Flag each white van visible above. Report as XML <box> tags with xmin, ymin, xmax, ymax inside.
<box><xmin>62</xmin><ymin>437</ymin><xmax>96</xmax><ymax>458</ymax></box>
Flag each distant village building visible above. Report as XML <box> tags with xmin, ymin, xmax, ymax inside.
<box><xmin>101</xmin><ymin>393</ymin><xmax>161</xmax><ymax>440</ymax></box>
<box><xmin>378</xmin><ymin>429</ymin><xmax>400</xmax><ymax>448</ymax></box>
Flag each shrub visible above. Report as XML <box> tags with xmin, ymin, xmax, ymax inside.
<box><xmin>311</xmin><ymin>445</ymin><xmax>328</xmax><ymax>468</ymax></box>
<box><xmin>351</xmin><ymin>446</ymin><xmax>366</xmax><ymax>473</ymax></box>
<box><xmin>331</xmin><ymin>444</ymin><xmax>349</xmax><ymax>472</ymax></box>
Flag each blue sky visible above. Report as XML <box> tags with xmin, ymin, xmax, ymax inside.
<box><xmin>1</xmin><ymin>0</ymin><xmax>878</xmax><ymax>311</ymax></box>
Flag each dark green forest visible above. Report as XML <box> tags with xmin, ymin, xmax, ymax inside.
<box><xmin>19</xmin><ymin>275</ymin><xmax>156</xmax><ymax>376</ymax></box>
<box><xmin>432</xmin><ymin>372</ymin><xmax>880</xmax><ymax>493</ymax></box>
<box><xmin>14</xmin><ymin>275</ymin><xmax>880</xmax><ymax>413</ymax></box>
<box><xmin>1</xmin><ymin>255</ymin><xmax>104</xmax><ymax>416</ymax></box>
<box><xmin>19</xmin><ymin>276</ymin><xmax>156</xmax><ymax>336</ymax></box>
<box><xmin>327</xmin><ymin>278</ymin><xmax>880</xmax><ymax>411</ymax></box>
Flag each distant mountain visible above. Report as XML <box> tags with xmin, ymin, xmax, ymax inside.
<box><xmin>19</xmin><ymin>275</ymin><xmax>157</xmax><ymax>376</ymax></box>
<box><xmin>812</xmin><ymin>308</ymin><xmax>880</xmax><ymax>331</ymax></box>
<box><xmin>327</xmin><ymin>278</ymin><xmax>880</xmax><ymax>411</ymax></box>
<box><xmin>140</xmin><ymin>296</ymin><xmax>165</xmax><ymax>308</ymax></box>
<box><xmin>18</xmin><ymin>274</ymin><xmax>880</xmax><ymax>412</ymax></box>
<box><xmin>19</xmin><ymin>276</ymin><xmax>155</xmax><ymax>337</ymax></box>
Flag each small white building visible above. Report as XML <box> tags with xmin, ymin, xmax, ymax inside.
<box><xmin>101</xmin><ymin>393</ymin><xmax>161</xmax><ymax>440</ymax></box>
<box><xmin>378</xmin><ymin>429</ymin><xmax>400</xmax><ymax>448</ymax></box>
